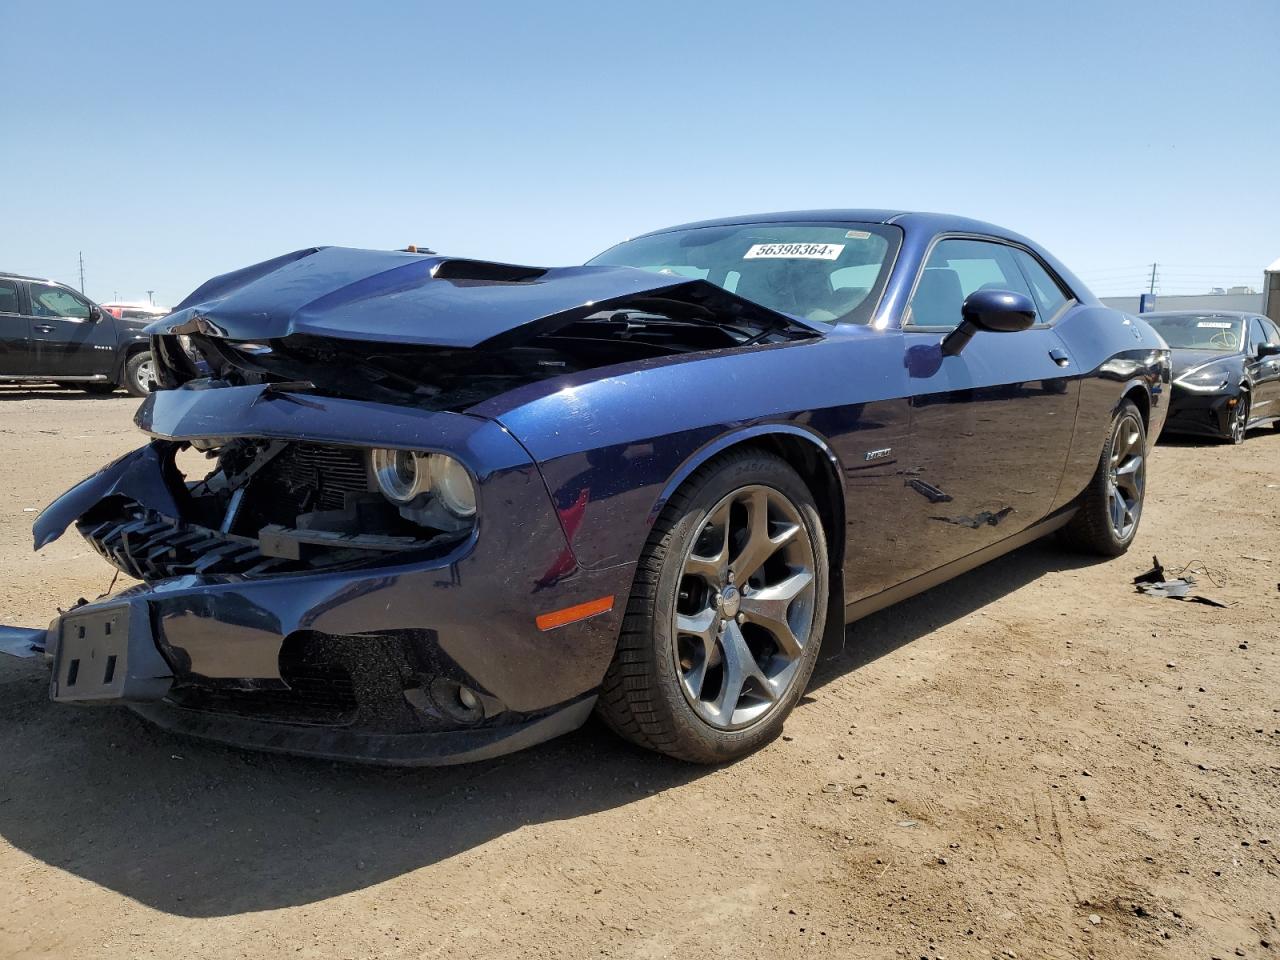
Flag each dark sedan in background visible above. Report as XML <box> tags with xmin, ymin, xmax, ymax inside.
<box><xmin>4</xmin><ymin>210</ymin><xmax>1170</xmax><ymax>766</ymax></box>
<box><xmin>1143</xmin><ymin>311</ymin><xmax>1280</xmax><ymax>443</ymax></box>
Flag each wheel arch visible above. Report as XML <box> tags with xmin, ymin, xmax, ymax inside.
<box><xmin>112</xmin><ymin>339</ymin><xmax>152</xmax><ymax>383</ymax></box>
<box><xmin>1121</xmin><ymin>381</ymin><xmax>1150</xmax><ymax>428</ymax></box>
<box><xmin>648</xmin><ymin>424</ymin><xmax>848</xmax><ymax>655</ymax></box>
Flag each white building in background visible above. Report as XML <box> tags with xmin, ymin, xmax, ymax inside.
<box><xmin>1265</xmin><ymin>257</ymin><xmax>1280</xmax><ymax>325</ymax></box>
<box><xmin>1101</xmin><ymin>258</ymin><xmax>1277</xmax><ymax>316</ymax></box>
<box><xmin>1101</xmin><ymin>291</ymin><xmax>1263</xmax><ymax>314</ymax></box>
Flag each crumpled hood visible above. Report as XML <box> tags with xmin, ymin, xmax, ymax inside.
<box><xmin>147</xmin><ymin>246</ymin><xmax>821</xmax><ymax>349</ymax></box>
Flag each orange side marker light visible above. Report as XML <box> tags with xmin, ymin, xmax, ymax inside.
<box><xmin>536</xmin><ymin>595</ymin><xmax>615</xmax><ymax>631</ymax></box>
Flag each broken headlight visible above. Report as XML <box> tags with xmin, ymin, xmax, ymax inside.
<box><xmin>370</xmin><ymin>449</ymin><xmax>477</xmax><ymax>519</ymax></box>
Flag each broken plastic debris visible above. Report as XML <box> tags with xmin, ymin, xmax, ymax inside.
<box><xmin>0</xmin><ymin>626</ymin><xmax>47</xmax><ymax>659</ymax></box>
<box><xmin>1133</xmin><ymin>555</ymin><xmax>1232</xmax><ymax>608</ymax></box>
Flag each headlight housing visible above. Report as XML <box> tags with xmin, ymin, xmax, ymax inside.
<box><xmin>1174</xmin><ymin>361</ymin><xmax>1235</xmax><ymax>393</ymax></box>
<box><xmin>370</xmin><ymin>449</ymin><xmax>477</xmax><ymax>520</ymax></box>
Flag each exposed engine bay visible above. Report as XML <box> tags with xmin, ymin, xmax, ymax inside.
<box><xmin>78</xmin><ymin>438</ymin><xmax>472</xmax><ymax>582</ymax></box>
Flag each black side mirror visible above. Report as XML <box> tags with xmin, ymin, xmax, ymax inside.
<box><xmin>941</xmin><ymin>289</ymin><xmax>1037</xmax><ymax>356</ymax></box>
<box><xmin>88</xmin><ymin>304</ymin><xmax>102</xmax><ymax>322</ymax></box>
<box><xmin>1258</xmin><ymin>342</ymin><xmax>1280</xmax><ymax>358</ymax></box>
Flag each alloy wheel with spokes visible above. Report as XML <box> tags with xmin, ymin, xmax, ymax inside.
<box><xmin>1105</xmin><ymin>411</ymin><xmax>1145</xmax><ymax>541</ymax></box>
<box><xmin>596</xmin><ymin>450</ymin><xmax>828</xmax><ymax>763</ymax></box>
<box><xmin>125</xmin><ymin>351</ymin><xmax>158</xmax><ymax>398</ymax></box>
<box><xmin>1229</xmin><ymin>393</ymin><xmax>1249</xmax><ymax>444</ymax></box>
<box><xmin>1060</xmin><ymin>397</ymin><xmax>1148</xmax><ymax>556</ymax></box>
<box><xmin>134</xmin><ymin>359</ymin><xmax>156</xmax><ymax>392</ymax></box>
<box><xmin>674</xmin><ymin>485</ymin><xmax>817</xmax><ymax>730</ymax></box>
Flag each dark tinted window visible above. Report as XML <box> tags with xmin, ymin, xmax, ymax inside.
<box><xmin>1247</xmin><ymin>318</ymin><xmax>1269</xmax><ymax>353</ymax></box>
<box><xmin>29</xmin><ymin>283</ymin><xmax>90</xmax><ymax>319</ymax></box>
<box><xmin>1260</xmin><ymin>317</ymin><xmax>1280</xmax><ymax>344</ymax></box>
<box><xmin>1014</xmin><ymin>249</ymin><xmax>1071</xmax><ymax>321</ymax></box>
<box><xmin>0</xmin><ymin>280</ymin><xmax>19</xmax><ymax>314</ymax></box>
<box><xmin>906</xmin><ymin>238</ymin><xmax>1034</xmax><ymax>329</ymax></box>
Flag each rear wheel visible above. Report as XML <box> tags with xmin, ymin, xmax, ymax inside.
<box><xmin>1226</xmin><ymin>390</ymin><xmax>1249</xmax><ymax>444</ymax></box>
<box><xmin>597</xmin><ymin>450</ymin><xmax>828</xmax><ymax>763</ymax></box>
<box><xmin>1061</xmin><ymin>398</ymin><xmax>1147</xmax><ymax>556</ymax></box>
<box><xmin>124</xmin><ymin>351</ymin><xmax>156</xmax><ymax>398</ymax></box>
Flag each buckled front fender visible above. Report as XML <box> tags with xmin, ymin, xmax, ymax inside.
<box><xmin>33</xmin><ymin>443</ymin><xmax>183</xmax><ymax>551</ymax></box>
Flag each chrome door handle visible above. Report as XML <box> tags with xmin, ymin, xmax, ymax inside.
<box><xmin>1049</xmin><ymin>347</ymin><xmax>1071</xmax><ymax>367</ymax></box>
<box><xmin>34</xmin><ymin>324</ymin><xmax>55</xmax><ymax>333</ymax></box>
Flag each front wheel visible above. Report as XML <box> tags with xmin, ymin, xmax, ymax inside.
<box><xmin>124</xmin><ymin>351</ymin><xmax>157</xmax><ymax>398</ymax></box>
<box><xmin>597</xmin><ymin>450</ymin><xmax>829</xmax><ymax>764</ymax></box>
<box><xmin>1060</xmin><ymin>399</ymin><xmax>1147</xmax><ymax>556</ymax></box>
<box><xmin>1226</xmin><ymin>391</ymin><xmax>1249</xmax><ymax>444</ymax></box>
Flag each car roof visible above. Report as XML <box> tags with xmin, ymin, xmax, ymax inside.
<box><xmin>631</xmin><ymin>209</ymin><xmax>1027</xmax><ymax>242</ymax></box>
<box><xmin>1143</xmin><ymin>310</ymin><xmax>1257</xmax><ymax>318</ymax></box>
<box><xmin>0</xmin><ymin>271</ymin><xmax>57</xmax><ymax>283</ymax></box>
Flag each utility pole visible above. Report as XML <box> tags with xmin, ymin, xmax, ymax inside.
<box><xmin>146</xmin><ymin>290</ymin><xmax>155</xmax><ymax>305</ymax></box>
<box><xmin>1148</xmin><ymin>262</ymin><xmax>1158</xmax><ymax>296</ymax></box>
<box><xmin>78</xmin><ymin>252</ymin><xmax>85</xmax><ymax>293</ymax></box>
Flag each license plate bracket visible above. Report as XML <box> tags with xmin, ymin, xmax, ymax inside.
<box><xmin>51</xmin><ymin>600</ymin><xmax>171</xmax><ymax>703</ymax></box>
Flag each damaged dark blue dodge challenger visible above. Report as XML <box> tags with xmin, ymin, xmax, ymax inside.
<box><xmin>3</xmin><ymin>211</ymin><xmax>1171</xmax><ymax>765</ymax></box>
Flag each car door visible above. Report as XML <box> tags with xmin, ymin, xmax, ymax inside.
<box><xmin>1248</xmin><ymin>316</ymin><xmax>1280</xmax><ymax>419</ymax></box>
<box><xmin>0</xmin><ymin>278</ymin><xmax>32</xmax><ymax>375</ymax></box>
<box><xmin>27</xmin><ymin>282</ymin><xmax>115</xmax><ymax>377</ymax></box>
<box><xmin>893</xmin><ymin>236</ymin><xmax>1080</xmax><ymax>581</ymax></box>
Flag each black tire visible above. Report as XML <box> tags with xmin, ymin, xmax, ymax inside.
<box><xmin>1225</xmin><ymin>390</ymin><xmax>1249</xmax><ymax>445</ymax></box>
<box><xmin>1060</xmin><ymin>398</ymin><xmax>1147</xmax><ymax>556</ymax></box>
<box><xmin>80</xmin><ymin>382</ymin><xmax>117</xmax><ymax>396</ymax></box>
<box><xmin>124</xmin><ymin>351</ymin><xmax>156</xmax><ymax>398</ymax></box>
<box><xmin>597</xmin><ymin>449</ymin><xmax>829</xmax><ymax>764</ymax></box>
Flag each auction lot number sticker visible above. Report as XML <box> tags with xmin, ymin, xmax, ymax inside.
<box><xmin>744</xmin><ymin>242</ymin><xmax>845</xmax><ymax>260</ymax></box>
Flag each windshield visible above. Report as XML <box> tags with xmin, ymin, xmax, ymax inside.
<box><xmin>1143</xmin><ymin>313</ymin><xmax>1245</xmax><ymax>351</ymax></box>
<box><xmin>589</xmin><ymin>222</ymin><xmax>901</xmax><ymax>325</ymax></box>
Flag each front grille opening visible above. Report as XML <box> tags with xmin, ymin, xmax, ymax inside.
<box><xmin>78</xmin><ymin>441</ymin><xmax>473</xmax><ymax>583</ymax></box>
<box><xmin>234</xmin><ymin>443</ymin><xmax>372</xmax><ymax>533</ymax></box>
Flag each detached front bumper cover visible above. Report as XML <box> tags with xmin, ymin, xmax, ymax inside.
<box><xmin>7</xmin><ymin>382</ymin><xmax>634</xmax><ymax>765</ymax></box>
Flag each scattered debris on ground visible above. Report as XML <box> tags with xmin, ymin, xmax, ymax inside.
<box><xmin>1133</xmin><ymin>555</ymin><xmax>1234</xmax><ymax>607</ymax></box>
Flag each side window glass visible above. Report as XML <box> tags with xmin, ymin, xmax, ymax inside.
<box><xmin>1014</xmin><ymin>250</ymin><xmax>1071</xmax><ymax>321</ymax></box>
<box><xmin>1261</xmin><ymin>318</ymin><xmax>1280</xmax><ymax>345</ymax></box>
<box><xmin>905</xmin><ymin>238</ymin><xmax>1034</xmax><ymax>329</ymax></box>
<box><xmin>0</xmin><ymin>281</ymin><xmax>20</xmax><ymax>314</ymax></box>
<box><xmin>29</xmin><ymin>283</ymin><xmax>90</xmax><ymax>320</ymax></box>
<box><xmin>1248</xmin><ymin>319</ymin><xmax>1268</xmax><ymax>354</ymax></box>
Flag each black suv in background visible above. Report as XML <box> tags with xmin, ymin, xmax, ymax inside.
<box><xmin>0</xmin><ymin>273</ymin><xmax>155</xmax><ymax>397</ymax></box>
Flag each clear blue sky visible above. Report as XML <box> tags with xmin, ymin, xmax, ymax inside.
<box><xmin>3</xmin><ymin>0</ymin><xmax>1277</xmax><ymax>306</ymax></box>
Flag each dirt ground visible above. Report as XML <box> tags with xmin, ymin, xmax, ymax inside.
<box><xmin>0</xmin><ymin>385</ymin><xmax>1277</xmax><ymax>960</ymax></box>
